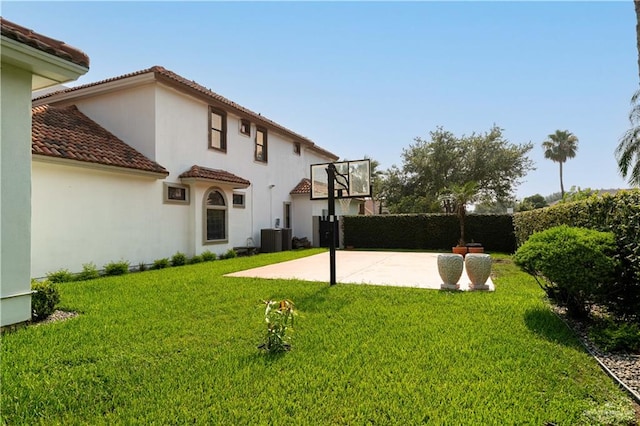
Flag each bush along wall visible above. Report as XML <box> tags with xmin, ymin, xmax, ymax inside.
<box><xmin>513</xmin><ymin>189</ymin><xmax>640</xmax><ymax>321</ymax></box>
<box><xmin>343</xmin><ymin>214</ymin><xmax>516</xmax><ymax>252</ymax></box>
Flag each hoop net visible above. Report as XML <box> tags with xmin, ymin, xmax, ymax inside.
<box><xmin>338</xmin><ymin>197</ymin><xmax>352</xmax><ymax>215</ymax></box>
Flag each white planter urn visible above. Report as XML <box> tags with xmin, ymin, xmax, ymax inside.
<box><xmin>465</xmin><ymin>253</ymin><xmax>492</xmax><ymax>290</ymax></box>
<box><xmin>437</xmin><ymin>254</ymin><xmax>464</xmax><ymax>290</ymax></box>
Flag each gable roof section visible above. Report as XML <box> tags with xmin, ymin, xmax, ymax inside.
<box><xmin>33</xmin><ymin>66</ymin><xmax>338</xmax><ymax>161</ymax></box>
<box><xmin>0</xmin><ymin>17</ymin><xmax>89</xmax><ymax>68</ymax></box>
<box><xmin>32</xmin><ymin>104</ymin><xmax>169</xmax><ymax>177</ymax></box>
<box><xmin>290</xmin><ymin>178</ymin><xmax>311</xmax><ymax>195</ymax></box>
<box><xmin>179</xmin><ymin>165</ymin><xmax>250</xmax><ymax>189</ymax></box>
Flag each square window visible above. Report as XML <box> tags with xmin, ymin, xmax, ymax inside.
<box><xmin>232</xmin><ymin>192</ymin><xmax>246</xmax><ymax>208</ymax></box>
<box><xmin>163</xmin><ymin>183</ymin><xmax>190</xmax><ymax>204</ymax></box>
<box><xmin>240</xmin><ymin>119</ymin><xmax>251</xmax><ymax>136</ymax></box>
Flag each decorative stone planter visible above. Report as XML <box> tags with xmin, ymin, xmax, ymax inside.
<box><xmin>465</xmin><ymin>253</ymin><xmax>492</xmax><ymax>290</ymax></box>
<box><xmin>437</xmin><ymin>253</ymin><xmax>464</xmax><ymax>290</ymax></box>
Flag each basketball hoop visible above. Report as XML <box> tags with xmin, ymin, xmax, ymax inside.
<box><xmin>338</xmin><ymin>197</ymin><xmax>352</xmax><ymax>215</ymax></box>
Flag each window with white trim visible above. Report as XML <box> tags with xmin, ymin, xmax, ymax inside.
<box><xmin>204</xmin><ymin>188</ymin><xmax>227</xmax><ymax>242</ymax></box>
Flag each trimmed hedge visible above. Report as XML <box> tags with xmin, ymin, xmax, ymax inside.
<box><xmin>343</xmin><ymin>214</ymin><xmax>516</xmax><ymax>252</ymax></box>
<box><xmin>513</xmin><ymin>189</ymin><xmax>640</xmax><ymax>321</ymax></box>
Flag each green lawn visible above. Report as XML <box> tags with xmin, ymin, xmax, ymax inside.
<box><xmin>1</xmin><ymin>249</ymin><xmax>635</xmax><ymax>425</ymax></box>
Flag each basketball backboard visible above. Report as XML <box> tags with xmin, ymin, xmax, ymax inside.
<box><xmin>310</xmin><ymin>159</ymin><xmax>372</xmax><ymax>200</ymax></box>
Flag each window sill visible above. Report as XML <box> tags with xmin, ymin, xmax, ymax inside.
<box><xmin>203</xmin><ymin>239</ymin><xmax>228</xmax><ymax>245</ymax></box>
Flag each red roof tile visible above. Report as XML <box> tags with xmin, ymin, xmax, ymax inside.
<box><xmin>32</xmin><ymin>105</ymin><xmax>168</xmax><ymax>176</ymax></box>
<box><xmin>33</xmin><ymin>66</ymin><xmax>338</xmax><ymax>161</ymax></box>
<box><xmin>290</xmin><ymin>178</ymin><xmax>311</xmax><ymax>195</ymax></box>
<box><xmin>179</xmin><ymin>165</ymin><xmax>250</xmax><ymax>187</ymax></box>
<box><xmin>1</xmin><ymin>17</ymin><xmax>89</xmax><ymax>68</ymax></box>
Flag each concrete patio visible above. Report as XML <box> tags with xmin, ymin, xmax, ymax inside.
<box><xmin>226</xmin><ymin>251</ymin><xmax>494</xmax><ymax>291</ymax></box>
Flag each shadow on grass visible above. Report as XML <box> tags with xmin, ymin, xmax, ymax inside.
<box><xmin>293</xmin><ymin>285</ymin><xmax>350</xmax><ymax>313</ymax></box>
<box><xmin>523</xmin><ymin>306</ymin><xmax>584</xmax><ymax>350</ymax></box>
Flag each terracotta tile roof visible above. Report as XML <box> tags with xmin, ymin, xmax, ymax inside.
<box><xmin>1</xmin><ymin>17</ymin><xmax>89</xmax><ymax>68</ymax></box>
<box><xmin>32</xmin><ymin>104</ymin><xmax>168</xmax><ymax>176</ymax></box>
<box><xmin>179</xmin><ymin>165</ymin><xmax>250</xmax><ymax>187</ymax></box>
<box><xmin>290</xmin><ymin>178</ymin><xmax>311</xmax><ymax>195</ymax></box>
<box><xmin>33</xmin><ymin>66</ymin><xmax>338</xmax><ymax>161</ymax></box>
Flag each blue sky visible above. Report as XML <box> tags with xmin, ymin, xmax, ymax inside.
<box><xmin>4</xmin><ymin>1</ymin><xmax>637</xmax><ymax>198</ymax></box>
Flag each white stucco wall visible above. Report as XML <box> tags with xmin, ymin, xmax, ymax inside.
<box><xmin>30</xmin><ymin>78</ymin><xmax>338</xmax><ymax>276</ymax></box>
<box><xmin>1</xmin><ymin>64</ymin><xmax>33</xmax><ymax>326</ymax></box>
<box><xmin>31</xmin><ymin>161</ymin><xmax>190</xmax><ymax>277</ymax></box>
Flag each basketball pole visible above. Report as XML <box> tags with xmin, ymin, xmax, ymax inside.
<box><xmin>327</xmin><ymin>163</ymin><xmax>337</xmax><ymax>286</ymax></box>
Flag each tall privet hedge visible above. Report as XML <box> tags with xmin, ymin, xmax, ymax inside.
<box><xmin>343</xmin><ymin>214</ymin><xmax>516</xmax><ymax>252</ymax></box>
<box><xmin>513</xmin><ymin>189</ymin><xmax>640</xmax><ymax>320</ymax></box>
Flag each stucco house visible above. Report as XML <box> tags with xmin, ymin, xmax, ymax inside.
<box><xmin>1</xmin><ymin>17</ymin><xmax>89</xmax><ymax>328</ymax></box>
<box><xmin>30</xmin><ymin>66</ymin><xmax>361</xmax><ymax>278</ymax></box>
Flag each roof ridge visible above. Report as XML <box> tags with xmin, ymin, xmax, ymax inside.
<box><xmin>31</xmin><ymin>65</ymin><xmax>338</xmax><ymax>160</ymax></box>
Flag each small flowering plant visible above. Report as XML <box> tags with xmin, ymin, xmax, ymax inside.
<box><xmin>259</xmin><ymin>299</ymin><xmax>295</xmax><ymax>353</ymax></box>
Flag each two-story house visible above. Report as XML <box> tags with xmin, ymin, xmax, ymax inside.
<box><xmin>30</xmin><ymin>66</ymin><xmax>360</xmax><ymax>278</ymax></box>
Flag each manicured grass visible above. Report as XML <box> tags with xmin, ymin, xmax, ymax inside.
<box><xmin>1</xmin><ymin>250</ymin><xmax>635</xmax><ymax>424</ymax></box>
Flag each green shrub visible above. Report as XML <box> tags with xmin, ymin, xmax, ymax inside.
<box><xmin>513</xmin><ymin>189</ymin><xmax>640</xmax><ymax>322</ymax></box>
<box><xmin>151</xmin><ymin>258</ymin><xmax>170</xmax><ymax>270</ymax></box>
<box><xmin>46</xmin><ymin>268</ymin><xmax>74</xmax><ymax>283</ymax></box>
<box><xmin>170</xmin><ymin>252</ymin><xmax>187</xmax><ymax>267</ymax></box>
<box><xmin>103</xmin><ymin>260</ymin><xmax>130</xmax><ymax>276</ymax></box>
<box><xmin>76</xmin><ymin>262</ymin><xmax>100</xmax><ymax>281</ymax></box>
<box><xmin>513</xmin><ymin>226</ymin><xmax>616</xmax><ymax>318</ymax></box>
<box><xmin>30</xmin><ymin>279</ymin><xmax>60</xmax><ymax>321</ymax></box>
<box><xmin>201</xmin><ymin>250</ymin><xmax>216</xmax><ymax>262</ymax></box>
<box><xmin>220</xmin><ymin>249</ymin><xmax>237</xmax><ymax>260</ymax></box>
<box><xmin>189</xmin><ymin>255</ymin><xmax>203</xmax><ymax>264</ymax></box>
<box><xmin>590</xmin><ymin>319</ymin><xmax>640</xmax><ymax>353</ymax></box>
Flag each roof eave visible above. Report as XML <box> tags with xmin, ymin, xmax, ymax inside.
<box><xmin>1</xmin><ymin>35</ymin><xmax>88</xmax><ymax>90</ymax></box>
<box><xmin>32</xmin><ymin>154</ymin><xmax>169</xmax><ymax>179</ymax></box>
<box><xmin>180</xmin><ymin>177</ymin><xmax>250</xmax><ymax>189</ymax></box>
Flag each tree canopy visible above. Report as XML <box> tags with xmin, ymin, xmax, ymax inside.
<box><xmin>379</xmin><ymin>126</ymin><xmax>534</xmax><ymax>213</ymax></box>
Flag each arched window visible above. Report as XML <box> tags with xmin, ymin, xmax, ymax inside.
<box><xmin>204</xmin><ymin>188</ymin><xmax>227</xmax><ymax>242</ymax></box>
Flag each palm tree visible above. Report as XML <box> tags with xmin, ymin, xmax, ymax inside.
<box><xmin>542</xmin><ymin>130</ymin><xmax>579</xmax><ymax>197</ymax></box>
<box><xmin>441</xmin><ymin>181</ymin><xmax>479</xmax><ymax>246</ymax></box>
<box><xmin>615</xmin><ymin>1</ymin><xmax>640</xmax><ymax>186</ymax></box>
<box><xmin>616</xmin><ymin>90</ymin><xmax>640</xmax><ymax>186</ymax></box>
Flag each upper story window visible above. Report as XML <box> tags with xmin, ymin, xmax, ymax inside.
<box><xmin>240</xmin><ymin>119</ymin><xmax>251</xmax><ymax>136</ymax></box>
<box><xmin>209</xmin><ymin>107</ymin><xmax>227</xmax><ymax>152</ymax></box>
<box><xmin>255</xmin><ymin>127</ymin><xmax>268</xmax><ymax>163</ymax></box>
<box><xmin>293</xmin><ymin>142</ymin><xmax>301</xmax><ymax>155</ymax></box>
<box><xmin>204</xmin><ymin>188</ymin><xmax>227</xmax><ymax>242</ymax></box>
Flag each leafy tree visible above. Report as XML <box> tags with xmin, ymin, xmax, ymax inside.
<box><xmin>516</xmin><ymin>194</ymin><xmax>548</xmax><ymax>212</ymax></box>
<box><xmin>542</xmin><ymin>130</ymin><xmax>579</xmax><ymax>197</ymax></box>
<box><xmin>380</xmin><ymin>126</ymin><xmax>534</xmax><ymax>213</ymax></box>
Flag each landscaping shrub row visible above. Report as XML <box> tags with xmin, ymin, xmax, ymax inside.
<box><xmin>513</xmin><ymin>189</ymin><xmax>640</xmax><ymax>323</ymax></box>
<box><xmin>45</xmin><ymin>249</ymin><xmax>238</xmax><ymax>283</ymax></box>
<box><xmin>343</xmin><ymin>214</ymin><xmax>516</xmax><ymax>252</ymax></box>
